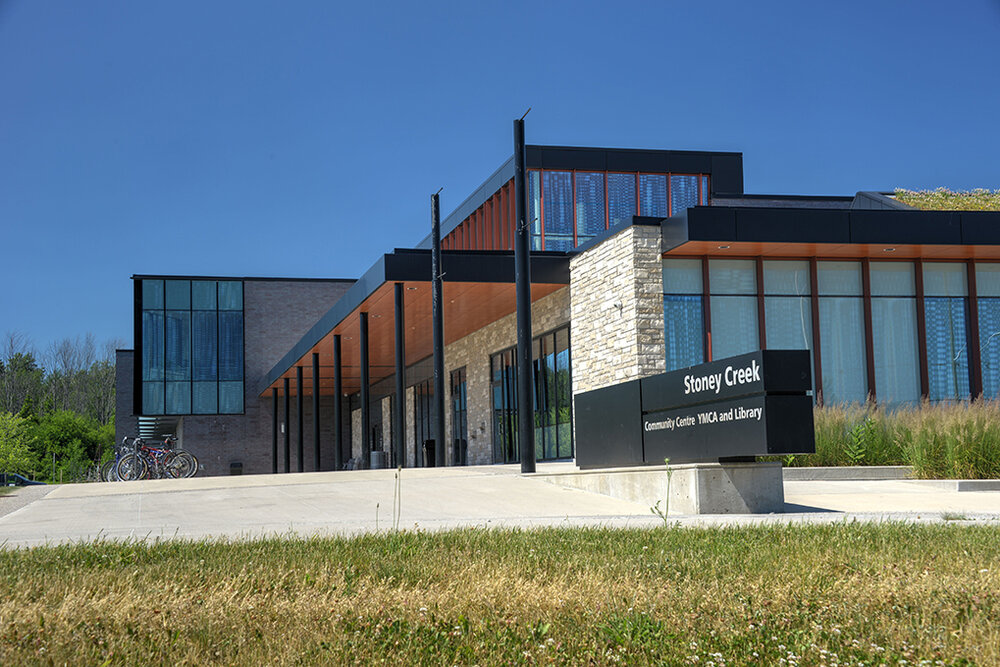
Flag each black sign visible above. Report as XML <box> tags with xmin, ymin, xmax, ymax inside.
<box><xmin>574</xmin><ymin>350</ymin><xmax>815</xmax><ymax>469</ymax></box>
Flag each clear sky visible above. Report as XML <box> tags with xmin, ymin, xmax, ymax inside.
<box><xmin>2</xmin><ymin>0</ymin><xmax>999</xmax><ymax>356</ymax></box>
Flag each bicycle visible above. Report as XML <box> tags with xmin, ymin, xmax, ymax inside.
<box><xmin>116</xmin><ymin>436</ymin><xmax>199</xmax><ymax>481</ymax></box>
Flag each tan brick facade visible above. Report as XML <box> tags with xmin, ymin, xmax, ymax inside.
<box><xmin>570</xmin><ymin>224</ymin><xmax>665</xmax><ymax>395</ymax></box>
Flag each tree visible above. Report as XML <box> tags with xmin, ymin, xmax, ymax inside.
<box><xmin>0</xmin><ymin>412</ymin><xmax>36</xmax><ymax>474</ymax></box>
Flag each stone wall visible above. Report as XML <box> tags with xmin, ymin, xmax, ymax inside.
<box><xmin>441</xmin><ymin>287</ymin><xmax>570</xmax><ymax>465</ymax></box>
<box><xmin>570</xmin><ymin>224</ymin><xmax>665</xmax><ymax>395</ymax></box>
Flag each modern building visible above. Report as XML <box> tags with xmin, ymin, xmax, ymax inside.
<box><xmin>115</xmin><ymin>144</ymin><xmax>1000</xmax><ymax>476</ymax></box>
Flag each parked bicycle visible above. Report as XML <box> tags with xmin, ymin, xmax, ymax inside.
<box><xmin>115</xmin><ymin>435</ymin><xmax>199</xmax><ymax>481</ymax></box>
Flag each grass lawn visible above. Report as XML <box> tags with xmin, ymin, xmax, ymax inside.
<box><xmin>1</xmin><ymin>524</ymin><xmax>997</xmax><ymax>665</ymax></box>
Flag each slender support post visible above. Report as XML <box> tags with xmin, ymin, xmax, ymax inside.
<box><xmin>333</xmin><ymin>334</ymin><xmax>343</xmax><ymax>470</ymax></box>
<box><xmin>296</xmin><ymin>366</ymin><xmax>304</xmax><ymax>472</ymax></box>
<box><xmin>431</xmin><ymin>193</ymin><xmax>446</xmax><ymax>467</ymax></box>
<box><xmin>312</xmin><ymin>352</ymin><xmax>321</xmax><ymax>471</ymax></box>
<box><xmin>271</xmin><ymin>387</ymin><xmax>278</xmax><ymax>474</ymax></box>
<box><xmin>360</xmin><ymin>312</ymin><xmax>371</xmax><ymax>468</ymax></box>
<box><xmin>513</xmin><ymin>117</ymin><xmax>536</xmax><ymax>473</ymax></box>
<box><xmin>394</xmin><ymin>283</ymin><xmax>407</xmax><ymax>468</ymax></box>
<box><xmin>283</xmin><ymin>377</ymin><xmax>290</xmax><ymax>473</ymax></box>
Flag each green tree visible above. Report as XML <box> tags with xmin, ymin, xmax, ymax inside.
<box><xmin>29</xmin><ymin>410</ymin><xmax>113</xmax><ymax>482</ymax></box>
<box><xmin>0</xmin><ymin>412</ymin><xmax>37</xmax><ymax>474</ymax></box>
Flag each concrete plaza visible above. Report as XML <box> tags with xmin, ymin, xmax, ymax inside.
<box><xmin>1</xmin><ymin>463</ymin><xmax>998</xmax><ymax>549</ymax></box>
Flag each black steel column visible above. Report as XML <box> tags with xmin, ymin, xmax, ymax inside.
<box><xmin>431</xmin><ymin>193</ymin><xmax>446</xmax><ymax>467</ymax></box>
<box><xmin>513</xmin><ymin>117</ymin><xmax>536</xmax><ymax>473</ymax></box>
<box><xmin>360</xmin><ymin>311</ymin><xmax>371</xmax><ymax>468</ymax></box>
<box><xmin>333</xmin><ymin>334</ymin><xmax>343</xmax><ymax>471</ymax></box>
<box><xmin>394</xmin><ymin>282</ymin><xmax>407</xmax><ymax>468</ymax></box>
<box><xmin>283</xmin><ymin>377</ymin><xmax>290</xmax><ymax>473</ymax></box>
<box><xmin>514</xmin><ymin>117</ymin><xmax>535</xmax><ymax>473</ymax></box>
<box><xmin>271</xmin><ymin>387</ymin><xmax>278</xmax><ymax>474</ymax></box>
<box><xmin>296</xmin><ymin>365</ymin><xmax>304</xmax><ymax>472</ymax></box>
<box><xmin>312</xmin><ymin>352</ymin><xmax>321</xmax><ymax>471</ymax></box>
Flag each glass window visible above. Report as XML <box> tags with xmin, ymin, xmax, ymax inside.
<box><xmin>662</xmin><ymin>258</ymin><xmax>703</xmax><ymax>294</ymax></box>
<box><xmin>639</xmin><ymin>174</ymin><xmax>667</xmax><ymax>217</ymax></box>
<box><xmin>192</xmin><ymin>382</ymin><xmax>218</xmax><ymax>414</ymax></box>
<box><xmin>664</xmin><ymin>295</ymin><xmax>704</xmax><ymax>370</ymax></box>
<box><xmin>764</xmin><ymin>260</ymin><xmax>810</xmax><ymax>295</ymax></box>
<box><xmin>137</xmin><ymin>277</ymin><xmax>243</xmax><ymax>415</ymax></box>
<box><xmin>872</xmin><ymin>297</ymin><xmax>921</xmax><ymax>406</ymax></box>
<box><xmin>700</xmin><ymin>175</ymin><xmax>710</xmax><ymax>204</ymax></box>
<box><xmin>765</xmin><ymin>297</ymin><xmax>812</xmax><ymax>351</ymax></box>
<box><xmin>923</xmin><ymin>263</ymin><xmax>968</xmax><ymax>297</ymax></box>
<box><xmin>819</xmin><ymin>297</ymin><xmax>868</xmax><ymax>404</ymax></box>
<box><xmin>979</xmin><ymin>296</ymin><xmax>1000</xmax><ymax>399</ymax></box>
<box><xmin>165</xmin><ymin>381</ymin><xmax>191</xmax><ymax>415</ymax></box>
<box><xmin>575</xmin><ymin>172</ymin><xmax>605</xmax><ymax>243</ymax></box>
<box><xmin>817</xmin><ymin>261</ymin><xmax>863</xmax><ymax>296</ymax></box>
<box><xmin>709</xmin><ymin>259</ymin><xmax>756</xmax><ymax>295</ymax></box>
<box><xmin>607</xmin><ymin>173</ymin><xmax>636</xmax><ymax>227</ymax></box>
<box><xmin>528</xmin><ymin>170</ymin><xmax>542</xmax><ymax>251</ymax></box>
<box><xmin>164</xmin><ymin>311</ymin><xmax>191</xmax><ymax>381</ymax></box>
<box><xmin>142</xmin><ymin>381</ymin><xmax>164</xmax><ymax>415</ymax></box>
<box><xmin>192</xmin><ymin>311</ymin><xmax>218</xmax><ymax>381</ymax></box>
<box><xmin>165</xmin><ymin>280</ymin><xmax>190</xmax><ymax>310</ymax></box>
<box><xmin>219</xmin><ymin>312</ymin><xmax>244</xmax><ymax>382</ymax></box>
<box><xmin>218</xmin><ymin>281</ymin><xmax>243</xmax><ymax>311</ymax></box>
<box><xmin>925</xmin><ymin>298</ymin><xmax>970</xmax><ymax>401</ymax></box>
<box><xmin>710</xmin><ymin>296</ymin><xmax>759</xmax><ymax>359</ymax></box>
<box><xmin>976</xmin><ymin>263</ymin><xmax>1000</xmax><ymax>297</ymax></box>
<box><xmin>670</xmin><ymin>175</ymin><xmax>699</xmax><ymax>216</ymax></box>
<box><xmin>192</xmin><ymin>280</ymin><xmax>217</xmax><ymax>310</ymax></box>
<box><xmin>219</xmin><ymin>381</ymin><xmax>243</xmax><ymax>414</ymax></box>
<box><xmin>870</xmin><ymin>261</ymin><xmax>915</xmax><ymax>296</ymax></box>
<box><xmin>141</xmin><ymin>311</ymin><xmax>164</xmax><ymax>381</ymax></box>
<box><xmin>542</xmin><ymin>171</ymin><xmax>573</xmax><ymax>250</ymax></box>
<box><xmin>142</xmin><ymin>279</ymin><xmax>164</xmax><ymax>309</ymax></box>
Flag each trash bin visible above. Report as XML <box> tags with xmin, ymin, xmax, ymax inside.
<box><xmin>422</xmin><ymin>440</ymin><xmax>435</xmax><ymax>468</ymax></box>
<box><xmin>370</xmin><ymin>451</ymin><xmax>388</xmax><ymax>469</ymax></box>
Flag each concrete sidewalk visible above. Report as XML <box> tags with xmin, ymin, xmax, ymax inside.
<box><xmin>1</xmin><ymin>464</ymin><xmax>998</xmax><ymax>549</ymax></box>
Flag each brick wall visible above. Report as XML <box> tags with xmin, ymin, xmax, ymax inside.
<box><xmin>114</xmin><ymin>350</ymin><xmax>135</xmax><ymax>448</ymax></box>
<box><xmin>570</xmin><ymin>224</ymin><xmax>665</xmax><ymax>395</ymax></box>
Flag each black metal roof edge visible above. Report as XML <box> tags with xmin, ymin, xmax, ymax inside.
<box><xmin>669</xmin><ymin>206</ymin><xmax>1000</xmax><ymax>248</ymax></box>
<box><xmin>258</xmin><ymin>249</ymin><xmax>572</xmax><ymax>395</ymax></box>
<box><xmin>851</xmin><ymin>191</ymin><xmax>915</xmax><ymax>210</ymax></box>
<box><xmin>131</xmin><ymin>274</ymin><xmax>355</xmax><ymax>283</ymax></box>
<box><xmin>527</xmin><ymin>143</ymin><xmax>743</xmax><ymax>157</ymax></box>
<box><xmin>716</xmin><ymin>193</ymin><xmax>855</xmax><ymax>202</ymax></box>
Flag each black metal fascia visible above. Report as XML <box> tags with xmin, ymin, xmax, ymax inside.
<box><xmin>662</xmin><ymin>207</ymin><xmax>1000</xmax><ymax>250</ymax></box>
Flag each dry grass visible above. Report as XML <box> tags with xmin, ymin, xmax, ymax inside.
<box><xmin>781</xmin><ymin>402</ymin><xmax>1000</xmax><ymax>478</ymax></box>
<box><xmin>1</xmin><ymin>524</ymin><xmax>998</xmax><ymax>665</ymax></box>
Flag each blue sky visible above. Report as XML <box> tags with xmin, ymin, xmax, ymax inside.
<box><xmin>2</xmin><ymin>0</ymin><xmax>999</xmax><ymax>356</ymax></box>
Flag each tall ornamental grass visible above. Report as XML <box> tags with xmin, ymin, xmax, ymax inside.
<box><xmin>785</xmin><ymin>401</ymin><xmax>1000</xmax><ymax>478</ymax></box>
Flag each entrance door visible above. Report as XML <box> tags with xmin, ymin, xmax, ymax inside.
<box><xmin>450</xmin><ymin>367</ymin><xmax>468</xmax><ymax>465</ymax></box>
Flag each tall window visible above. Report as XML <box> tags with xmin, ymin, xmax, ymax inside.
<box><xmin>450</xmin><ymin>368</ymin><xmax>468</xmax><ymax>466</ymax></box>
<box><xmin>870</xmin><ymin>262</ymin><xmax>920</xmax><ymax>406</ymax></box>
<box><xmin>413</xmin><ymin>379</ymin><xmax>436</xmax><ymax>467</ymax></box>
<box><xmin>608</xmin><ymin>173</ymin><xmax>637</xmax><ymax>227</ymax></box>
<box><xmin>490</xmin><ymin>326</ymin><xmax>572</xmax><ymax>463</ymax></box>
<box><xmin>763</xmin><ymin>260</ymin><xmax>813</xmax><ymax>392</ymax></box>
<box><xmin>709</xmin><ymin>259</ymin><xmax>759</xmax><ymax>360</ymax></box>
<box><xmin>575</xmin><ymin>172</ymin><xmax>605</xmax><ymax>245</ymax></box>
<box><xmin>977</xmin><ymin>263</ymin><xmax>1000</xmax><ymax>399</ymax></box>
<box><xmin>924</xmin><ymin>263</ymin><xmax>970</xmax><ymax>401</ymax></box>
<box><xmin>140</xmin><ymin>279</ymin><xmax>244</xmax><ymax>415</ymax></box>
<box><xmin>662</xmin><ymin>258</ymin><xmax>704</xmax><ymax>371</ymax></box>
<box><xmin>817</xmin><ymin>261</ymin><xmax>867</xmax><ymax>404</ymax></box>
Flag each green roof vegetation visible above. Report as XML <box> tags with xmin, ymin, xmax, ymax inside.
<box><xmin>894</xmin><ymin>187</ymin><xmax>1000</xmax><ymax>211</ymax></box>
